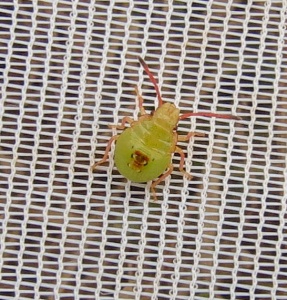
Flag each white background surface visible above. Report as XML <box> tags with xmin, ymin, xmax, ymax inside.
<box><xmin>0</xmin><ymin>1</ymin><xmax>286</xmax><ymax>299</ymax></box>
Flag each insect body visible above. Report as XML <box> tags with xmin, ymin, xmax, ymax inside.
<box><xmin>92</xmin><ymin>57</ymin><xmax>240</xmax><ymax>199</ymax></box>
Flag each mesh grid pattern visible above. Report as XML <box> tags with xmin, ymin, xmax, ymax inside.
<box><xmin>0</xmin><ymin>1</ymin><xmax>287</xmax><ymax>299</ymax></box>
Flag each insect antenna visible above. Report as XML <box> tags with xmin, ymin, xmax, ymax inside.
<box><xmin>179</xmin><ymin>111</ymin><xmax>241</xmax><ymax>121</ymax></box>
<box><xmin>138</xmin><ymin>57</ymin><xmax>164</xmax><ymax>107</ymax></box>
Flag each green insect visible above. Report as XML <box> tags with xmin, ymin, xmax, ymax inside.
<box><xmin>92</xmin><ymin>57</ymin><xmax>240</xmax><ymax>199</ymax></box>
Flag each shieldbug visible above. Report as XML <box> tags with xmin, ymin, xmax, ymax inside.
<box><xmin>92</xmin><ymin>57</ymin><xmax>240</xmax><ymax>199</ymax></box>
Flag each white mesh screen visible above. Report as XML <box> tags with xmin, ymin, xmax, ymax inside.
<box><xmin>0</xmin><ymin>1</ymin><xmax>287</xmax><ymax>299</ymax></box>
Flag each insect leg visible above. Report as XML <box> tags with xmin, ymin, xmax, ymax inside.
<box><xmin>173</xmin><ymin>131</ymin><xmax>204</xmax><ymax>178</ymax></box>
<box><xmin>91</xmin><ymin>135</ymin><xmax>119</xmax><ymax>171</ymax></box>
<box><xmin>174</xmin><ymin>146</ymin><xmax>193</xmax><ymax>180</ymax></box>
<box><xmin>109</xmin><ymin>117</ymin><xmax>135</xmax><ymax>130</ymax></box>
<box><xmin>178</xmin><ymin>131</ymin><xmax>205</xmax><ymax>141</ymax></box>
<box><xmin>151</xmin><ymin>164</ymin><xmax>174</xmax><ymax>201</ymax></box>
<box><xmin>134</xmin><ymin>85</ymin><xmax>147</xmax><ymax>116</ymax></box>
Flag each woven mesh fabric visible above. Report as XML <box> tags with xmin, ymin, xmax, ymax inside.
<box><xmin>0</xmin><ymin>1</ymin><xmax>287</xmax><ymax>299</ymax></box>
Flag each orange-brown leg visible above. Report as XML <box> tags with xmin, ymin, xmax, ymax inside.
<box><xmin>174</xmin><ymin>146</ymin><xmax>193</xmax><ymax>180</ymax></box>
<box><xmin>91</xmin><ymin>135</ymin><xmax>119</xmax><ymax>171</ymax></box>
<box><xmin>109</xmin><ymin>116</ymin><xmax>135</xmax><ymax>130</ymax></box>
<box><xmin>177</xmin><ymin>131</ymin><xmax>205</xmax><ymax>142</ymax></box>
<box><xmin>134</xmin><ymin>85</ymin><xmax>147</xmax><ymax>116</ymax></box>
<box><xmin>175</xmin><ymin>131</ymin><xmax>205</xmax><ymax>179</ymax></box>
<box><xmin>151</xmin><ymin>164</ymin><xmax>174</xmax><ymax>201</ymax></box>
<box><xmin>149</xmin><ymin>132</ymin><xmax>204</xmax><ymax>199</ymax></box>
<box><xmin>109</xmin><ymin>86</ymin><xmax>147</xmax><ymax>131</ymax></box>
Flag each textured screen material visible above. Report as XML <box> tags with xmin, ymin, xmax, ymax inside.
<box><xmin>0</xmin><ymin>1</ymin><xmax>286</xmax><ymax>299</ymax></box>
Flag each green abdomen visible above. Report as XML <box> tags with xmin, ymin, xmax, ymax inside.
<box><xmin>114</xmin><ymin>119</ymin><xmax>174</xmax><ymax>182</ymax></box>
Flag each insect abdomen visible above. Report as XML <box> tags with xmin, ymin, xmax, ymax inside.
<box><xmin>114</xmin><ymin>119</ymin><xmax>175</xmax><ymax>183</ymax></box>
